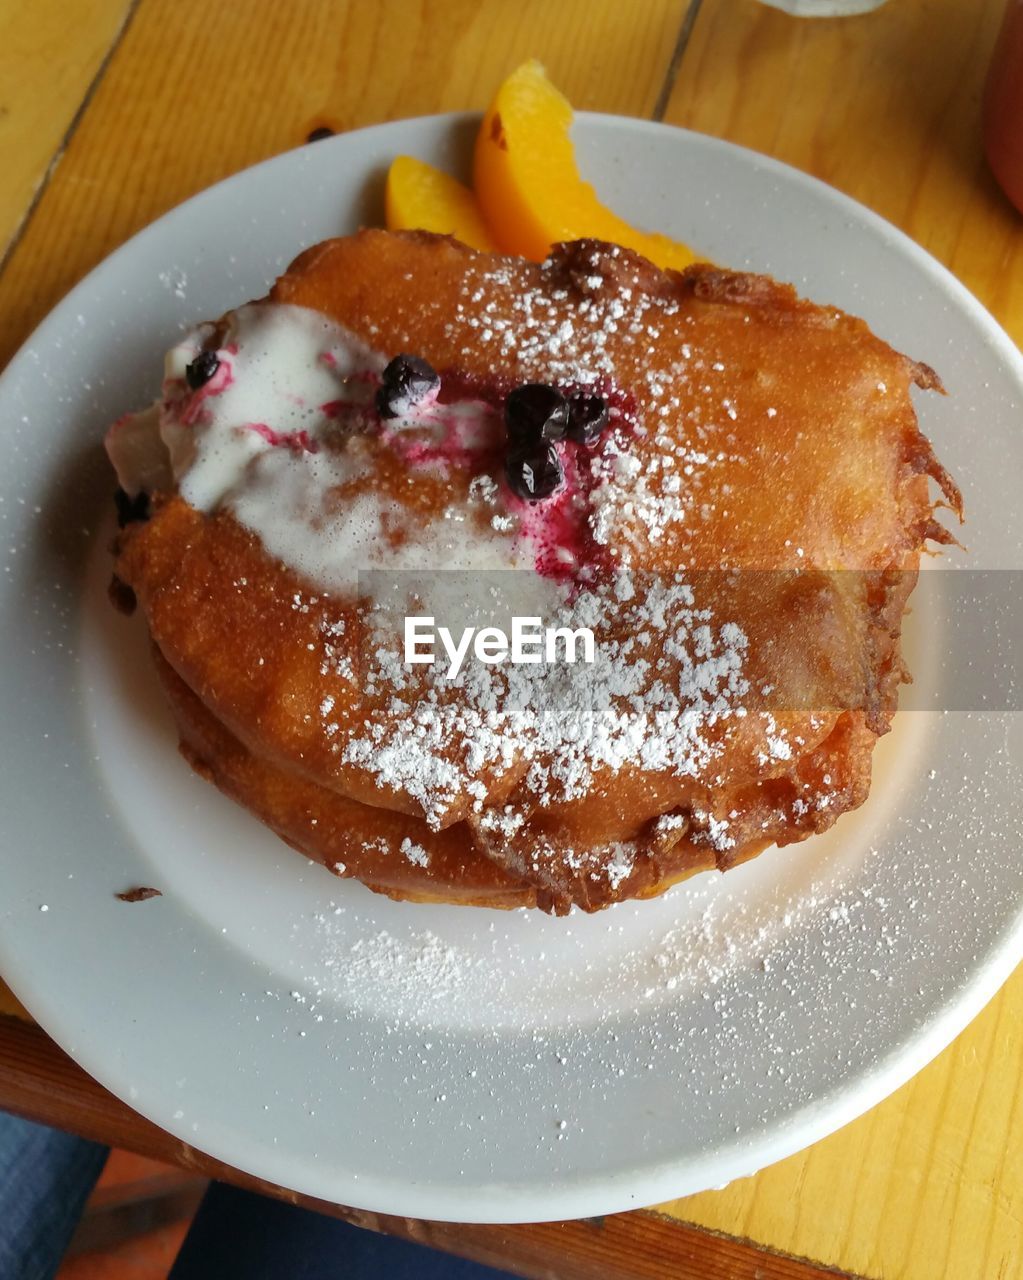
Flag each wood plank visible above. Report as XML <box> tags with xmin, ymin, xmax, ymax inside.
<box><xmin>66</xmin><ymin>1173</ymin><xmax>207</xmax><ymax>1257</ymax></box>
<box><xmin>661</xmin><ymin>975</ymin><xmax>1023</xmax><ymax>1280</ymax></box>
<box><xmin>0</xmin><ymin>1014</ymin><xmax>867</xmax><ymax>1280</ymax></box>
<box><xmin>656</xmin><ymin>4</ymin><xmax>1023</xmax><ymax>1279</ymax></box>
<box><xmin>662</xmin><ymin>0</ymin><xmax>1019</xmax><ymax>333</ymax></box>
<box><xmin>0</xmin><ymin>978</ymin><xmax>29</xmax><ymax>1020</ymax></box>
<box><xmin>0</xmin><ymin>0</ymin><xmax>133</xmax><ymax>260</ymax></box>
<box><xmin>1</xmin><ymin>3</ymin><xmax>1014</xmax><ymax>1279</ymax></box>
<box><xmin>0</xmin><ymin>0</ymin><xmax>694</xmax><ymax>372</ymax></box>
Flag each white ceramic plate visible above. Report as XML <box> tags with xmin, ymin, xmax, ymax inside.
<box><xmin>0</xmin><ymin>113</ymin><xmax>1021</xmax><ymax>1224</ymax></box>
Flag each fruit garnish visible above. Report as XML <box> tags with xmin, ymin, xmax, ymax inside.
<box><xmin>385</xmin><ymin>155</ymin><xmax>497</xmax><ymax>252</ymax></box>
<box><xmin>566</xmin><ymin>393</ymin><xmax>608</xmax><ymax>445</ymax></box>
<box><xmin>114</xmin><ymin>487</ymin><xmax>150</xmax><ymax>528</ymax></box>
<box><xmin>376</xmin><ymin>353</ymin><xmax>441</xmax><ymax>419</ymax></box>
<box><xmin>506</xmin><ymin>444</ymin><xmax>564</xmax><ymax>501</ymax></box>
<box><xmin>185</xmin><ymin>350</ymin><xmax>220</xmax><ymax>389</ymax></box>
<box><xmin>473</xmin><ymin>60</ymin><xmax>697</xmax><ymax>270</ymax></box>
<box><xmin>505</xmin><ymin>383</ymin><xmax>569</xmax><ymax>446</ymax></box>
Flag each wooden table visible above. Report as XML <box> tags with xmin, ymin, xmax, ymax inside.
<box><xmin>1</xmin><ymin>1</ymin><xmax>1020</xmax><ymax>1276</ymax></box>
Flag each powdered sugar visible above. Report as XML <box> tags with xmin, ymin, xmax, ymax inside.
<box><xmin>109</xmin><ymin>246</ymin><xmax>902</xmax><ymax>904</ymax></box>
<box><xmin>400</xmin><ymin>838</ymin><xmax>430</xmax><ymax>868</ymax></box>
<box><xmin>333</xmin><ymin>577</ymin><xmax>750</xmax><ymax>832</ymax></box>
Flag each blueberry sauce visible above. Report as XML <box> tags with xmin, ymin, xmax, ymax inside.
<box><xmin>245</xmin><ymin>423</ymin><xmax>319</xmax><ymax>453</ymax></box>
<box><xmin>508</xmin><ymin>440</ymin><xmax>615</xmax><ymax>586</ymax></box>
<box><xmin>177</xmin><ymin>354</ymin><xmax>234</xmax><ymax>426</ymax></box>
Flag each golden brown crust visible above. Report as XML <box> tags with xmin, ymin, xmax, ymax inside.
<box><xmin>114</xmin><ymin>230</ymin><xmax>960</xmax><ymax>913</ymax></box>
<box><xmin>155</xmin><ymin>647</ymin><xmax>537</xmax><ymax>908</ymax></box>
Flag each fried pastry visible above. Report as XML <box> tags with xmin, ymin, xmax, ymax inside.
<box><xmin>106</xmin><ymin>230</ymin><xmax>960</xmax><ymax>913</ymax></box>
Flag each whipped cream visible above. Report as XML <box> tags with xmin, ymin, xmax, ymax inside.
<box><xmin>106</xmin><ymin>303</ymin><xmax>556</xmax><ymax>602</ymax></box>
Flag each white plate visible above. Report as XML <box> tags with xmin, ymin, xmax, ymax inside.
<box><xmin>0</xmin><ymin>113</ymin><xmax>1021</xmax><ymax>1224</ymax></box>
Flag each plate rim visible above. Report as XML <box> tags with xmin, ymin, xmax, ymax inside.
<box><xmin>1</xmin><ymin>109</ymin><xmax>1021</xmax><ymax>1223</ymax></box>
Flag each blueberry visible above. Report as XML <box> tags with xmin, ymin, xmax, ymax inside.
<box><xmin>114</xmin><ymin>487</ymin><xmax>150</xmax><ymax>528</ymax></box>
<box><xmin>376</xmin><ymin>354</ymin><xmax>440</xmax><ymax>419</ymax></box>
<box><xmin>185</xmin><ymin>349</ymin><xmax>220</xmax><ymax>390</ymax></box>
<box><xmin>506</xmin><ymin>445</ymin><xmax>564</xmax><ymax>501</ymax></box>
<box><xmin>505</xmin><ymin>384</ymin><xmax>569</xmax><ymax>447</ymax></box>
<box><xmin>566</xmin><ymin>393</ymin><xmax>608</xmax><ymax>445</ymax></box>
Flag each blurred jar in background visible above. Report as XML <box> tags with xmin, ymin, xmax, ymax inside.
<box><xmin>985</xmin><ymin>0</ymin><xmax>1023</xmax><ymax>214</ymax></box>
<box><xmin>756</xmin><ymin>0</ymin><xmax>887</xmax><ymax>13</ymax></box>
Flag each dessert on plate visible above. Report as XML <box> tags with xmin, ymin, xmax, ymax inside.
<box><xmin>105</xmin><ymin>229</ymin><xmax>960</xmax><ymax>914</ymax></box>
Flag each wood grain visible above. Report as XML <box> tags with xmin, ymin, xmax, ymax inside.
<box><xmin>0</xmin><ymin>0</ymin><xmax>132</xmax><ymax>261</ymax></box>
<box><xmin>664</xmin><ymin>0</ymin><xmax>1020</xmax><ymax>335</ymax></box>
<box><xmin>658</xmin><ymin>3</ymin><xmax>1023</xmax><ymax>1279</ymax></box>
<box><xmin>663</xmin><ymin>972</ymin><xmax>1023</xmax><ymax>1280</ymax></box>
<box><xmin>0</xmin><ymin>978</ymin><xmax>29</xmax><ymax>1020</ymax></box>
<box><xmin>1</xmin><ymin>3</ymin><xmax>1020</xmax><ymax>1280</ymax></box>
<box><xmin>0</xmin><ymin>0</ymin><xmax>693</xmax><ymax>372</ymax></box>
<box><xmin>0</xmin><ymin>1014</ymin><xmax>866</xmax><ymax>1280</ymax></box>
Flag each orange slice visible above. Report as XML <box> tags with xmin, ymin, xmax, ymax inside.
<box><xmin>385</xmin><ymin>154</ymin><xmax>497</xmax><ymax>252</ymax></box>
<box><xmin>474</xmin><ymin>60</ymin><xmax>698</xmax><ymax>269</ymax></box>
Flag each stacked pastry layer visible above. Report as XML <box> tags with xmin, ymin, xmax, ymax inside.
<box><xmin>108</xmin><ymin>231</ymin><xmax>960</xmax><ymax>913</ymax></box>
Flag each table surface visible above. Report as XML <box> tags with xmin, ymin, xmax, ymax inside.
<box><xmin>1</xmin><ymin>1</ymin><xmax>1021</xmax><ymax>1277</ymax></box>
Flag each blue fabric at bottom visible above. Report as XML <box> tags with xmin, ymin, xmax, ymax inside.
<box><xmin>0</xmin><ymin>1110</ymin><xmax>108</xmax><ymax>1280</ymax></box>
<box><xmin>169</xmin><ymin>1180</ymin><xmax>519</xmax><ymax>1280</ymax></box>
<box><xmin>0</xmin><ymin>1108</ymin><xmax>518</xmax><ymax>1280</ymax></box>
